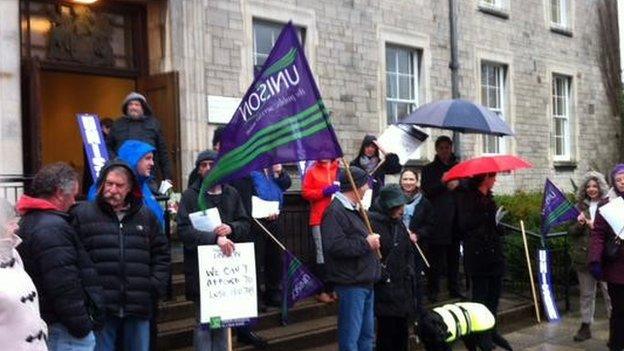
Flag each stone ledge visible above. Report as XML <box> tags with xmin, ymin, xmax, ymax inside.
<box><xmin>553</xmin><ymin>160</ymin><xmax>577</xmax><ymax>171</ymax></box>
<box><xmin>478</xmin><ymin>5</ymin><xmax>510</xmax><ymax>20</ymax></box>
<box><xmin>550</xmin><ymin>26</ymin><xmax>573</xmax><ymax>37</ymax></box>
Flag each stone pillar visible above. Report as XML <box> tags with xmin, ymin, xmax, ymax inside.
<box><xmin>168</xmin><ymin>0</ymin><xmax>212</xmax><ymax>180</ymax></box>
<box><xmin>0</xmin><ymin>0</ymin><xmax>22</xmax><ymax>176</ymax></box>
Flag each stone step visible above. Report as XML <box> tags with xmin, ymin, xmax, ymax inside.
<box><xmin>157</xmin><ymin>300</ymin><xmax>195</xmax><ymax>323</ymax></box>
<box><xmin>157</xmin><ymin>297</ymin><xmax>339</xmax><ymax>350</ymax></box>
<box><xmin>236</xmin><ymin>315</ymin><xmax>337</xmax><ymax>351</ymax></box>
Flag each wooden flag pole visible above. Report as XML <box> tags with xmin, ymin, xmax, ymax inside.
<box><xmin>253</xmin><ymin>217</ymin><xmax>287</xmax><ymax>251</ymax></box>
<box><xmin>520</xmin><ymin>220</ymin><xmax>541</xmax><ymax>323</ymax></box>
<box><xmin>399</xmin><ymin>222</ymin><xmax>430</xmax><ymax>268</ymax></box>
<box><xmin>227</xmin><ymin>328</ymin><xmax>233</xmax><ymax>351</ymax></box>
<box><xmin>341</xmin><ymin>158</ymin><xmax>382</xmax><ymax>259</ymax></box>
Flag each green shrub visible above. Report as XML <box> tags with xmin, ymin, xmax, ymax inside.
<box><xmin>494</xmin><ymin>191</ymin><xmax>574</xmax><ymax>291</ymax></box>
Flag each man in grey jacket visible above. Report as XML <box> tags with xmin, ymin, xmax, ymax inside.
<box><xmin>107</xmin><ymin>92</ymin><xmax>173</xmax><ymax>188</ymax></box>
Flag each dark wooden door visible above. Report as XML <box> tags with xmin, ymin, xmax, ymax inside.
<box><xmin>137</xmin><ymin>72</ymin><xmax>181</xmax><ymax>190</ymax></box>
<box><xmin>21</xmin><ymin>59</ymin><xmax>43</xmax><ymax>175</ymax></box>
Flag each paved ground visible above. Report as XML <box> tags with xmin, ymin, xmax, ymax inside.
<box><xmin>304</xmin><ymin>293</ymin><xmax>613</xmax><ymax>351</ymax></box>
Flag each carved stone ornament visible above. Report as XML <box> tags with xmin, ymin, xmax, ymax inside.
<box><xmin>47</xmin><ymin>5</ymin><xmax>115</xmax><ymax>67</ymax></box>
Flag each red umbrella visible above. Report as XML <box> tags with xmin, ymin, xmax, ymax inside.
<box><xmin>442</xmin><ymin>155</ymin><xmax>532</xmax><ymax>182</ymax></box>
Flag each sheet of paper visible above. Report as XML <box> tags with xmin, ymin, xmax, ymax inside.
<box><xmin>251</xmin><ymin>196</ymin><xmax>280</xmax><ymax>218</ymax></box>
<box><xmin>598</xmin><ymin>196</ymin><xmax>624</xmax><ymax>239</ymax></box>
<box><xmin>189</xmin><ymin>208</ymin><xmax>222</xmax><ymax>232</ymax></box>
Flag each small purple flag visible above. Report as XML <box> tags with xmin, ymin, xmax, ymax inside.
<box><xmin>200</xmin><ymin>22</ymin><xmax>343</xmax><ymax>209</ymax></box>
<box><xmin>541</xmin><ymin>179</ymin><xmax>579</xmax><ymax>236</ymax></box>
<box><xmin>281</xmin><ymin>250</ymin><xmax>322</xmax><ymax>323</ymax></box>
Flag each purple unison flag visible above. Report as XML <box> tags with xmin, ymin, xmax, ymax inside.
<box><xmin>541</xmin><ymin>179</ymin><xmax>580</xmax><ymax>236</ymax></box>
<box><xmin>281</xmin><ymin>250</ymin><xmax>322</xmax><ymax>323</ymax></box>
<box><xmin>200</xmin><ymin>22</ymin><xmax>342</xmax><ymax>209</ymax></box>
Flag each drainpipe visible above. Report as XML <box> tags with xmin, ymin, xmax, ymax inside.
<box><xmin>449</xmin><ymin>0</ymin><xmax>461</xmax><ymax>158</ymax></box>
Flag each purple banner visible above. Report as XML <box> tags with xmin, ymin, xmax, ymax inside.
<box><xmin>538</xmin><ymin>249</ymin><xmax>560</xmax><ymax>322</ymax></box>
<box><xmin>77</xmin><ymin>114</ymin><xmax>109</xmax><ymax>182</ymax></box>
<box><xmin>200</xmin><ymin>22</ymin><xmax>342</xmax><ymax>209</ymax></box>
<box><xmin>541</xmin><ymin>179</ymin><xmax>579</xmax><ymax>236</ymax></box>
<box><xmin>281</xmin><ymin>250</ymin><xmax>322</xmax><ymax>323</ymax></box>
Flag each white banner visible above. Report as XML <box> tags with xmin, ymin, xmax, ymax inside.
<box><xmin>198</xmin><ymin>243</ymin><xmax>257</xmax><ymax>327</ymax></box>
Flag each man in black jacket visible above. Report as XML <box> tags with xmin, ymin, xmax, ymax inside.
<box><xmin>16</xmin><ymin>162</ymin><xmax>104</xmax><ymax>351</ymax></box>
<box><xmin>321</xmin><ymin>166</ymin><xmax>381</xmax><ymax>351</ymax></box>
<box><xmin>420</xmin><ymin>136</ymin><xmax>463</xmax><ymax>302</ymax></box>
<box><xmin>107</xmin><ymin>92</ymin><xmax>173</xmax><ymax>189</ymax></box>
<box><xmin>72</xmin><ymin>160</ymin><xmax>170</xmax><ymax>351</ymax></box>
<box><xmin>177</xmin><ymin>150</ymin><xmax>266</xmax><ymax>350</ymax></box>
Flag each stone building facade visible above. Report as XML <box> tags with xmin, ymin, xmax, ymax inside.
<box><xmin>0</xmin><ymin>0</ymin><xmax>619</xmax><ymax>194</ymax></box>
<box><xmin>168</xmin><ymin>0</ymin><xmax>620</xmax><ymax>193</ymax></box>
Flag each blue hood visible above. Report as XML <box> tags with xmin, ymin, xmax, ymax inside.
<box><xmin>117</xmin><ymin>140</ymin><xmax>156</xmax><ymax>179</ymax></box>
<box><xmin>114</xmin><ymin>139</ymin><xmax>164</xmax><ymax>229</ymax></box>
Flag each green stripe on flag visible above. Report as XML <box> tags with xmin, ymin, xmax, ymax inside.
<box><xmin>546</xmin><ymin>202</ymin><xmax>574</xmax><ymax>225</ymax></box>
<box><xmin>202</xmin><ymin>119</ymin><xmax>331</xmax><ymax>189</ymax></box>
<box><xmin>217</xmin><ymin>110</ymin><xmax>326</xmax><ymax>170</ymax></box>
<box><xmin>262</xmin><ymin>48</ymin><xmax>297</xmax><ymax>77</ymax></box>
<box><xmin>217</xmin><ymin>102</ymin><xmax>323</xmax><ymax>166</ymax></box>
<box><xmin>287</xmin><ymin>259</ymin><xmax>301</xmax><ymax>277</ymax></box>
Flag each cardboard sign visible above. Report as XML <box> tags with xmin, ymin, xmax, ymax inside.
<box><xmin>198</xmin><ymin>243</ymin><xmax>257</xmax><ymax>327</ymax></box>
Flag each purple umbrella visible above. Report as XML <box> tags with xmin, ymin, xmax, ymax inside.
<box><xmin>398</xmin><ymin>99</ymin><xmax>514</xmax><ymax>136</ymax></box>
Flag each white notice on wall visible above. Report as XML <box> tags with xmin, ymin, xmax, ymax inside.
<box><xmin>207</xmin><ymin>95</ymin><xmax>241</xmax><ymax>124</ymax></box>
<box><xmin>198</xmin><ymin>243</ymin><xmax>258</xmax><ymax>327</ymax></box>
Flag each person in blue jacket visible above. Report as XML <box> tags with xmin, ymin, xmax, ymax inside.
<box><xmin>88</xmin><ymin>140</ymin><xmax>165</xmax><ymax>230</ymax></box>
<box><xmin>250</xmin><ymin>164</ymin><xmax>291</xmax><ymax>307</ymax></box>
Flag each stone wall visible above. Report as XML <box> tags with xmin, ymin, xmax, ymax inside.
<box><xmin>166</xmin><ymin>0</ymin><xmax>619</xmax><ymax>193</ymax></box>
<box><xmin>0</xmin><ymin>0</ymin><xmax>22</xmax><ymax>175</ymax></box>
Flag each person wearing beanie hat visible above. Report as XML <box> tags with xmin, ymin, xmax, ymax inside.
<box><xmin>321</xmin><ymin>166</ymin><xmax>381</xmax><ymax>351</ymax></box>
<box><xmin>107</xmin><ymin>92</ymin><xmax>174</xmax><ymax>188</ymax></box>
<box><xmin>186</xmin><ymin>149</ymin><xmax>218</xmax><ymax>188</ymax></box>
<box><xmin>350</xmin><ymin>135</ymin><xmax>402</xmax><ymax>199</ymax></box>
<box><xmin>177</xmin><ymin>149</ymin><xmax>258</xmax><ymax>351</ymax></box>
<box><xmin>589</xmin><ymin>164</ymin><xmax>624</xmax><ymax>351</ymax></box>
<box><xmin>369</xmin><ymin>184</ymin><xmax>424</xmax><ymax>351</ymax></box>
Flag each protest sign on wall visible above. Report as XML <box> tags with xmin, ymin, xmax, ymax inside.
<box><xmin>198</xmin><ymin>243</ymin><xmax>257</xmax><ymax>328</ymax></box>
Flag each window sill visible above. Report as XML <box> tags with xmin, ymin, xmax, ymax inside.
<box><xmin>478</xmin><ymin>5</ymin><xmax>509</xmax><ymax>19</ymax></box>
<box><xmin>553</xmin><ymin>160</ymin><xmax>577</xmax><ymax>171</ymax></box>
<box><xmin>550</xmin><ymin>25</ymin><xmax>573</xmax><ymax>37</ymax></box>
<box><xmin>404</xmin><ymin>158</ymin><xmax>430</xmax><ymax>168</ymax></box>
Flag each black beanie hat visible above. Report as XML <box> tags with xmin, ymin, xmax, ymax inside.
<box><xmin>195</xmin><ymin>149</ymin><xmax>217</xmax><ymax>167</ymax></box>
<box><xmin>339</xmin><ymin>166</ymin><xmax>369</xmax><ymax>192</ymax></box>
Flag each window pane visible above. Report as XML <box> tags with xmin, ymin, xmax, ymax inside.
<box><xmin>397</xmin><ymin>50</ymin><xmax>410</xmax><ymax>74</ymax></box>
<box><xmin>386</xmin><ymin>72</ymin><xmax>397</xmax><ymax>98</ymax></box>
<box><xmin>386</xmin><ymin>48</ymin><xmax>396</xmax><ymax>72</ymax></box>
<box><xmin>399</xmin><ymin>75</ymin><xmax>412</xmax><ymax>100</ymax></box>
<box><xmin>396</xmin><ymin>102</ymin><xmax>411</xmax><ymax>121</ymax></box>
<box><xmin>387</xmin><ymin>101</ymin><xmax>396</xmax><ymax>124</ymax></box>
<box><xmin>551</xmin><ymin>0</ymin><xmax>560</xmax><ymax>23</ymax></box>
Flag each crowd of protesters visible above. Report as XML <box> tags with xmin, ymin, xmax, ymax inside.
<box><xmin>1</xmin><ymin>92</ymin><xmax>623</xmax><ymax>351</ymax></box>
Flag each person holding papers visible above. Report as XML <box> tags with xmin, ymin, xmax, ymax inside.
<box><xmin>177</xmin><ymin>150</ymin><xmax>253</xmax><ymax>351</ymax></box>
<box><xmin>250</xmin><ymin>164</ymin><xmax>291</xmax><ymax>308</ymax></box>
<box><xmin>568</xmin><ymin>171</ymin><xmax>611</xmax><ymax>342</ymax></box>
<box><xmin>589</xmin><ymin>164</ymin><xmax>624</xmax><ymax>351</ymax></box>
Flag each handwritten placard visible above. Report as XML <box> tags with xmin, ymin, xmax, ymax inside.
<box><xmin>198</xmin><ymin>243</ymin><xmax>257</xmax><ymax>327</ymax></box>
